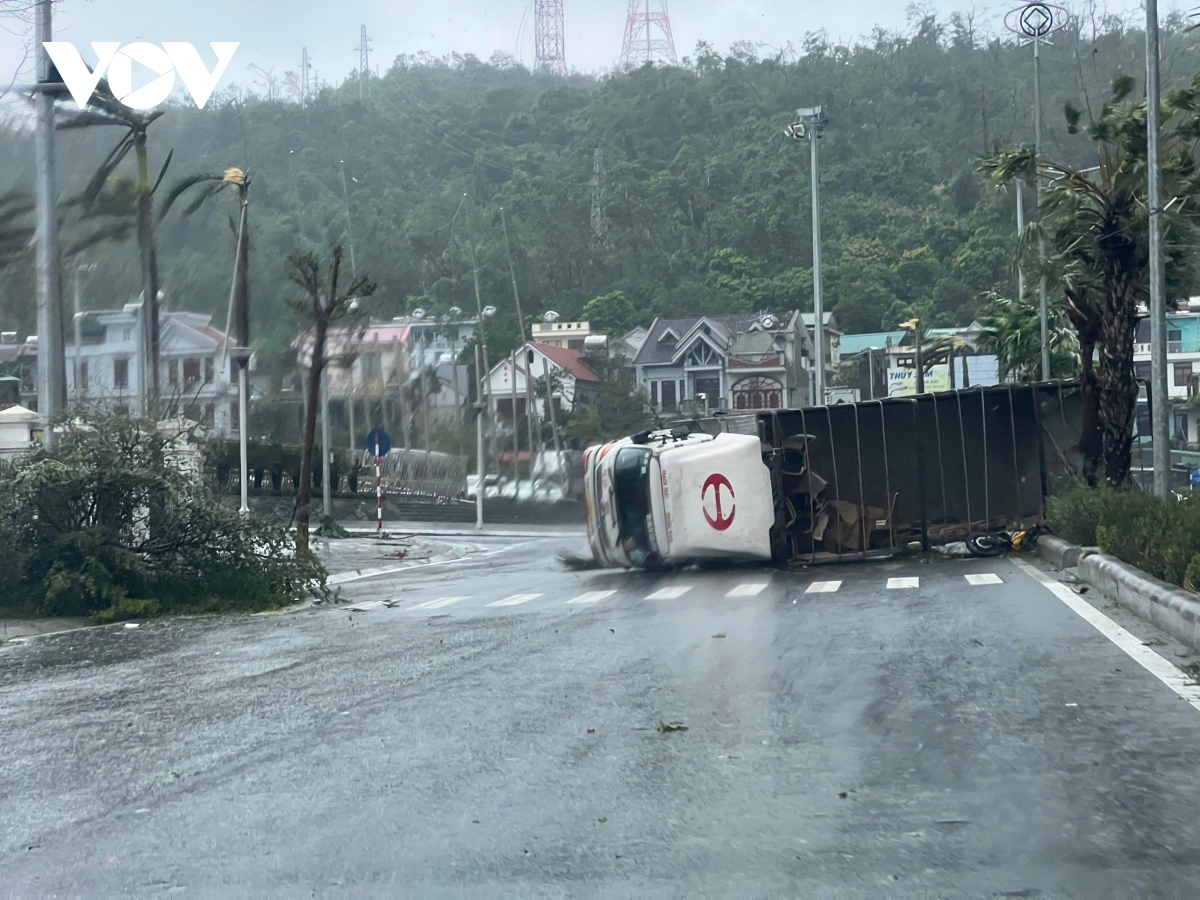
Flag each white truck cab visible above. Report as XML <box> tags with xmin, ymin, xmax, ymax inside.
<box><xmin>583</xmin><ymin>428</ymin><xmax>776</xmax><ymax>569</ymax></box>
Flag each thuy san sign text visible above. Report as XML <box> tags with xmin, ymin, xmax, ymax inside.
<box><xmin>42</xmin><ymin>42</ymin><xmax>240</xmax><ymax>111</ymax></box>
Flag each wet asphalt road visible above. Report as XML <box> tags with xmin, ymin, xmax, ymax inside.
<box><xmin>4</xmin><ymin>532</ymin><xmax>1200</xmax><ymax>898</ymax></box>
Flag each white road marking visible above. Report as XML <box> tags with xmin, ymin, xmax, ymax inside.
<box><xmin>566</xmin><ymin>590</ymin><xmax>618</xmax><ymax>605</ymax></box>
<box><xmin>409</xmin><ymin>597</ymin><xmax>466</xmax><ymax>611</ymax></box>
<box><xmin>888</xmin><ymin>577</ymin><xmax>920</xmax><ymax>589</ymax></box>
<box><xmin>806</xmin><ymin>581</ymin><xmax>842</xmax><ymax>594</ymax></box>
<box><xmin>486</xmin><ymin>593</ymin><xmax>542</xmax><ymax>608</ymax></box>
<box><xmin>1014</xmin><ymin>559</ymin><xmax>1200</xmax><ymax>712</ymax></box>
<box><xmin>327</xmin><ymin>542</ymin><xmax>534</xmax><ymax>587</ymax></box>
<box><xmin>965</xmin><ymin>573</ymin><xmax>1004</xmax><ymax>586</ymax></box>
<box><xmin>647</xmin><ymin>585</ymin><xmax>692</xmax><ymax>600</ymax></box>
<box><xmin>727</xmin><ymin>583</ymin><xmax>769</xmax><ymax>598</ymax></box>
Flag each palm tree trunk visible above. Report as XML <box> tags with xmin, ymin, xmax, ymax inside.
<box><xmin>134</xmin><ymin>134</ymin><xmax>160</xmax><ymax>415</ymax></box>
<box><xmin>1097</xmin><ymin>290</ymin><xmax>1139</xmax><ymax>486</ymax></box>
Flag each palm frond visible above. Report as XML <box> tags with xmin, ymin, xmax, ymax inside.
<box><xmin>157</xmin><ymin>172</ymin><xmax>222</xmax><ymax>220</ymax></box>
<box><xmin>150</xmin><ymin>149</ymin><xmax>174</xmax><ymax>198</ymax></box>
<box><xmin>82</xmin><ymin>136</ymin><xmax>135</xmax><ymax>208</ymax></box>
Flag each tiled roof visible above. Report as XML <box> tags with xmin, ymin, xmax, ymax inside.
<box><xmin>633</xmin><ymin>315</ymin><xmax>764</xmax><ymax>367</ymax></box>
<box><xmin>531</xmin><ymin>342</ymin><xmax>600</xmax><ymax>382</ymax></box>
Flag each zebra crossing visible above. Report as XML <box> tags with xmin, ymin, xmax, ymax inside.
<box><xmin>341</xmin><ymin>573</ymin><xmax>1009</xmax><ymax>616</ymax></box>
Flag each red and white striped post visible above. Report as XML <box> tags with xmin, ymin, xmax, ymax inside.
<box><xmin>375</xmin><ymin>437</ymin><xmax>383</xmax><ymax>533</ymax></box>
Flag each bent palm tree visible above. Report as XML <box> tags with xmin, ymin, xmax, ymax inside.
<box><xmin>58</xmin><ymin>79</ymin><xmax>169</xmax><ymax>409</ymax></box>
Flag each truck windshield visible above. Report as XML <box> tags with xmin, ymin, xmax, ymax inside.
<box><xmin>612</xmin><ymin>447</ymin><xmax>655</xmax><ymax>565</ymax></box>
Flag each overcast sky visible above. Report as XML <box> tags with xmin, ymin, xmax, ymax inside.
<box><xmin>0</xmin><ymin>0</ymin><xmax>1155</xmax><ymax>99</ymax></box>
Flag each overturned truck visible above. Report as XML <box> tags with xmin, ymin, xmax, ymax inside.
<box><xmin>583</xmin><ymin>382</ymin><xmax>1082</xmax><ymax>569</ymax></box>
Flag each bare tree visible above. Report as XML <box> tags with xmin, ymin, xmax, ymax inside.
<box><xmin>289</xmin><ymin>246</ymin><xmax>374</xmax><ymax>557</ymax></box>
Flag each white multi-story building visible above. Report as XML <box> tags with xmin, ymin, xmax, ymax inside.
<box><xmin>66</xmin><ymin>302</ymin><xmax>250</xmax><ymax>436</ymax></box>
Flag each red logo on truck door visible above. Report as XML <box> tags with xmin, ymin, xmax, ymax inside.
<box><xmin>701</xmin><ymin>474</ymin><xmax>736</xmax><ymax>531</ymax></box>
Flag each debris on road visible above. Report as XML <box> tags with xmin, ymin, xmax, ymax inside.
<box><xmin>712</xmin><ymin>633</ymin><xmax>727</xmax><ymax>639</ymax></box>
<box><xmin>657</xmin><ymin>720</ymin><xmax>688</xmax><ymax>733</ymax></box>
<box><xmin>124</xmin><ymin>623</ymin><xmax>140</xmax><ymax>630</ymax></box>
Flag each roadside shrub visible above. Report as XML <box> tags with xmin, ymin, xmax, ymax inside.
<box><xmin>1049</xmin><ymin>481</ymin><xmax>1200</xmax><ymax>588</ymax></box>
<box><xmin>1185</xmin><ymin>555</ymin><xmax>1200</xmax><ymax>594</ymax></box>
<box><xmin>0</xmin><ymin>411</ymin><xmax>325</xmax><ymax>620</ymax></box>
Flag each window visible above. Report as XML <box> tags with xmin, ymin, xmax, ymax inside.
<box><xmin>204</xmin><ymin>357</ymin><xmax>214</xmax><ymax>383</ymax></box>
<box><xmin>362</xmin><ymin>353</ymin><xmax>382</xmax><ymax>382</ymax></box>
<box><xmin>1134</xmin><ymin>362</ymin><xmax>1152</xmax><ymax>383</ymax></box>
<box><xmin>660</xmin><ymin>380</ymin><xmax>677</xmax><ymax>410</ymax></box>
<box><xmin>114</xmin><ymin>357</ymin><xmax>129</xmax><ymax>389</ymax></box>
<box><xmin>685</xmin><ymin>343</ymin><xmax>720</xmax><ymax>367</ymax></box>
<box><xmin>183</xmin><ymin>358</ymin><xmax>201</xmax><ymax>384</ymax></box>
<box><xmin>79</xmin><ymin>361</ymin><xmax>88</xmax><ymax>394</ymax></box>
<box><xmin>1175</xmin><ymin>363</ymin><xmax>1193</xmax><ymax>387</ymax></box>
<box><xmin>202</xmin><ymin>403</ymin><xmax>215</xmax><ymax>429</ymax></box>
<box><xmin>230</xmin><ymin>401</ymin><xmax>240</xmax><ymax>433</ymax></box>
<box><xmin>732</xmin><ymin>377</ymin><xmax>783</xmax><ymax>411</ymax></box>
<box><xmin>650</xmin><ymin>381</ymin><xmax>659</xmax><ymax>407</ymax></box>
<box><xmin>168</xmin><ymin>359</ymin><xmax>179</xmax><ymax>385</ymax></box>
<box><xmin>1170</xmin><ymin>329</ymin><xmax>1183</xmax><ymax>352</ymax></box>
<box><xmin>694</xmin><ymin>375</ymin><xmax>721</xmax><ymax>401</ymax></box>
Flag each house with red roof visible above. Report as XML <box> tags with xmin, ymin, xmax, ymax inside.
<box><xmin>486</xmin><ymin>341</ymin><xmax>602</xmax><ymax>424</ymax></box>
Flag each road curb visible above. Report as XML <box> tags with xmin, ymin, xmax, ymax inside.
<box><xmin>1036</xmin><ymin>535</ymin><xmax>1086</xmax><ymax>569</ymax></box>
<box><xmin>1037</xmin><ymin>536</ymin><xmax>1200</xmax><ymax>653</ymax></box>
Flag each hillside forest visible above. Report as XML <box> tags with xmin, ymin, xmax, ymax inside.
<box><xmin>1</xmin><ymin>7</ymin><xmax>1198</xmax><ymax>381</ymax></box>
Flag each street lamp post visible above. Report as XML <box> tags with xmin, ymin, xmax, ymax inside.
<box><xmin>1146</xmin><ymin>0</ymin><xmax>1170</xmax><ymax>498</ymax></box>
<box><xmin>1005</xmin><ymin>2</ymin><xmax>1066</xmax><ymax>382</ymax></box>
<box><xmin>787</xmin><ymin>106</ymin><xmax>829</xmax><ymax>405</ymax></box>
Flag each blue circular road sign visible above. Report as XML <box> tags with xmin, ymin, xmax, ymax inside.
<box><xmin>366</xmin><ymin>428</ymin><xmax>392</xmax><ymax>457</ymax></box>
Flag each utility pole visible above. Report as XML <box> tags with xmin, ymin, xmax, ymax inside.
<box><xmin>475</xmin><ymin>343</ymin><xmax>486</xmax><ymax>529</ymax></box>
<box><xmin>591</xmin><ymin>148</ymin><xmax>608</xmax><ymax>242</ymax></box>
<box><xmin>787</xmin><ymin>107</ymin><xmax>828</xmax><ymax>405</ymax></box>
<box><xmin>34</xmin><ymin>0</ymin><xmax>64</xmax><ymax>442</ymax></box>
<box><xmin>321</xmin><ymin>373</ymin><xmax>332</xmax><ymax>519</ymax></box>
<box><xmin>1015</xmin><ymin>181</ymin><xmax>1026</xmax><ymax>303</ymax></box>
<box><xmin>357</xmin><ymin>26</ymin><xmax>372</xmax><ymax>101</ymax></box>
<box><xmin>338</xmin><ymin>160</ymin><xmax>357</xmax><ymax>276</ymax></box>
<box><xmin>1147</xmin><ymin>0</ymin><xmax>1170</xmax><ymax>498</ymax></box>
<box><xmin>300</xmin><ymin>48</ymin><xmax>312</xmax><ymax>104</ymax></box>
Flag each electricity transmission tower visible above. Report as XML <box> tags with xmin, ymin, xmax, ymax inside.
<box><xmin>619</xmin><ymin>0</ymin><xmax>677</xmax><ymax>70</ymax></box>
<box><xmin>534</xmin><ymin>0</ymin><xmax>567</xmax><ymax>76</ymax></box>
<box><xmin>300</xmin><ymin>47</ymin><xmax>312</xmax><ymax>103</ymax></box>
<box><xmin>590</xmin><ymin>147</ymin><xmax>608</xmax><ymax>242</ymax></box>
<box><xmin>357</xmin><ymin>25</ymin><xmax>372</xmax><ymax>99</ymax></box>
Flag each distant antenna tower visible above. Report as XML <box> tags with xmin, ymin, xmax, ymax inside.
<box><xmin>300</xmin><ymin>47</ymin><xmax>312</xmax><ymax>103</ymax></box>
<box><xmin>620</xmin><ymin>0</ymin><xmax>677</xmax><ymax>70</ymax></box>
<box><xmin>591</xmin><ymin>147</ymin><xmax>608</xmax><ymax>242</ymax></box>
<box><xmin>357</xmin><ymin>25</ymin><xmax>373</xmax><ymax>99</ymax></box>
<box><xmin>534</xmin><ymin>0</ymin><xmax>567</xmax><ymax>76</ymax></box>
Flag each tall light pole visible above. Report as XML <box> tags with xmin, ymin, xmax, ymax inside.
<box><xmin>1006</xmin><ymin>2</ymin><xmax>1064</xmax><ymax>382</ymax></box>
<box><xmin>1146</xmin><ymin>0</ymin><xmax>1170</xmax><ymax>498</ymax></box>
<box><xmin>787</xmin><ymin>107</ymin><xmax>828</xmax><ymax>405</ymax></box>
<box><xmin>475</xmin><ymin>304</ymin><xmax>496</xmax><ymax>530</ymax></box>
<box><xmin>34</xmin><ymin>0</ymin><xmax>64</xmax><ymax>442</ymax></box>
